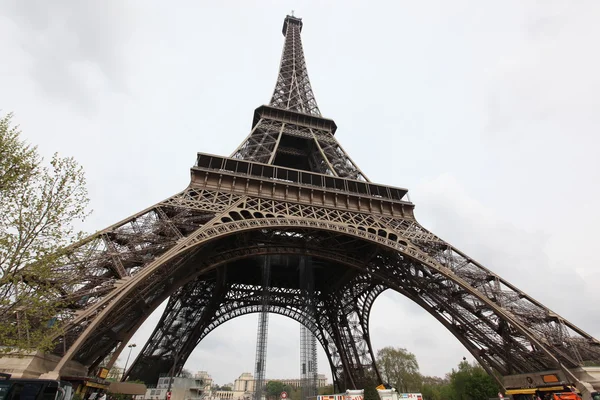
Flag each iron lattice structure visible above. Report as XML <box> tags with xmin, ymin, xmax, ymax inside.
<box><xmin>17</xmin><ymin>14</ymin><xmax>600</xmax><ymax>393</ymax></box>
<box><xmin>300</xmin><ymin>257</ymin><xmax>318</xmax><ymax>399</ymax></box>
<box><xmin>254</xmin><ymin>258</ymin><xmax>271</xmax><ymax>400</ymax></box>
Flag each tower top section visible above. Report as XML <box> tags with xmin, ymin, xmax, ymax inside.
<box><xmin>269</xmin><ymin>14</ymin><xmax>321</xmax><ymax>116</ymax></box>
<box><xmin>282</xmin><ymin>14</ymin><xmax>303</xmax><ymax>35</ymax></box>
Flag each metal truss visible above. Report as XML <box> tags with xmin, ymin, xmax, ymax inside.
<box><xmin>254</xmin><ymin>258</ymin><xmax>271</xmax><ymax>400</ymax></box>
<box><xmin>124</xmin><ymin>271</ymin><xmax>224</xmax><ymax>381</ymax></box>
<box><xmin>44</xmin><ymin>189</ymin><xmax>600</xmax><ymax>388</ymax></box>
<box><xmin>119</xmin><ymin>237</ymin><xmax>384</xmax><ymax>388</ymax></box>
<box><xmin>300</xmin><ymin>257</ymin><xmax>318</xmax><ymax>399</ymax></box>
<box><xmin>300</xmin><ymin>325</ymin><xmax>318</xmax><ymax>398</ymax></box>
<box><xmin>270</xmin><ymin>16</ymin><xmax>320</xmax><ymax>116</ymax></box>
<box><xmin>12</xmin><ymin>13</ymin><xmax>600</xmax><ymax>397</ymax></box>
<box><xmin>231</xmin><ymin>16</ymin><xmax>367</xmax><ymax>181</ymax></box>
<box><xmin>230</xmin><ymin>110</ymin><xmax>367</xmax><ymax>181</ymax></box>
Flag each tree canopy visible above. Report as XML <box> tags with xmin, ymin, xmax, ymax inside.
<box><xmin>446</xmin><ymin>360</ymin><xmax>500</xmax><ymax>400</ymax></box>
<box><xmin>179</xmin><ymin>368</ymin><xmax>193</xmax><ymax>378</ymax></box>
<box><xmin>373</xmin><ymin>345</ymin><xmax>500</xmax><ymax>400</ymax></box>
<box><xmin>376</xmin><ymin>346</ymin><xmax>422</xmax><ymax>392</ymax></box>
<box><xmin>265</xmin><ymin>381</ymin><xmax>293</xmax><ymax>400</ymax></box>
<box><xmin>417</xmin><ymin>360</ymin><xmax>500</xmax><ymax>400</ymax></box>
<box><xmin>0</xmin><ymin>112</ymin><xmax>90</xmax><ymax>352</ymax></box>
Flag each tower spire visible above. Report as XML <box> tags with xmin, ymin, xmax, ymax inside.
<box><xmin>231</xmin><ymin>15</ymin><xmax>368</xmax><ymax>181</ymax></box>
<box><xmin>269</xmin><ymin>15</ymin><xmax>321</xmax><ymax>116</ymax></box>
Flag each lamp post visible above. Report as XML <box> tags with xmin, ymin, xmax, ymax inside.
<box><xmin>122</xmin><ymin>343</ymin><xmax>137</xmax><ymax>381</ymax></box>
<box><xmin>166</xmin><ymin>352</ymin><xmax>181</xmax><ymax>400</ymax></box>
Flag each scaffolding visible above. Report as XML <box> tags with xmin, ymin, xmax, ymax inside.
<box><xmin>254</xmin><ymin>257</ymin><xmax>271</xmax><ymax>400</ymax></box>
<box><xmin>300</xmin><ymin>256</ymin><xmax>318</xmax><ymax>400</ymax></box>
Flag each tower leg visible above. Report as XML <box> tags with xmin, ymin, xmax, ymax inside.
<box><xmin>317</xmin><ymin>274</ymin><xmax>384</xmax><ymax>398</ymax></box>
<box><xmin>126</xmin><ymin>270</ymin><xmax>227</xmax><ymax>383</ymax></box>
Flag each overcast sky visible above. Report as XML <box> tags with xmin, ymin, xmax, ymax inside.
<box><xmin>2</xmin><ymin>0</ymin><xmax>600</xmax><ymax>387</ymax></box>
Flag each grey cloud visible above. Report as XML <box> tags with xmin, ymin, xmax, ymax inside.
<box><xmin>485</xmin><ymin>2</ymin><xmax>600</xmax><ymax>136</ymax></box>
<box><xmin>1</xmin><ymin>0</ymin><xmax>132</xmax><ymax>109</ymax></box>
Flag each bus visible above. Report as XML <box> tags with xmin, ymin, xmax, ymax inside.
<box><xmin>0</xmin><ymin>373</ymin><xmax>73</xmax><ymax>400</ymax></box>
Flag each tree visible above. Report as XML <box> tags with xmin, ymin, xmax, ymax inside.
<box><xmin>0</xmin><ymin>113</ymin><xmax>37</xmax><ymax>194</ymax></box>
<box><xmin>179</xmin><ymin>368</ymin><xmax>193</xmax><ymax>378</ymax></box>
<box><xmin>289</xmin><ymin>386</ymin><xmax>302</xmax><ymax>400</ymax></box>
<box><xmin>318</xmin><ymin>385</ymin><xmax>335</xmax><ymax>395</ymax></box>
<box><xmin>0</xmin><ymin>112</ymin><xmax>90</xmax><ymax>352</ymax></box>
<box><xmin>266</xmin><ymin>381</ymin><xmax>285</xmax><ymax>399</ymax></box>
<box><xmin>420</xmin><ymin>376</ymin><xmax>449</xmax><ymax>400</ymax></box>
<box><xmin>446</xmin><ymin>360</ymin><xmax>500</xmax><ymax>400</ymax></box>
<box><xmin>376</xmin><ymin>347</ymin><xmax>422</xmax><ymax>392</ymax></box>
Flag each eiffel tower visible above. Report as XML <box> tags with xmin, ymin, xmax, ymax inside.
<box><xmin>24</xmin><ymin>14</ymin><xmax>600</xmax><ymax>397</ymax></box>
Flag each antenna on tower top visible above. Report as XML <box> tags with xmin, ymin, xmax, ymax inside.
<box><xmin>291</xmin><ymin>10</ymin><xmax>295</xmax><ymax>17</ymax></box>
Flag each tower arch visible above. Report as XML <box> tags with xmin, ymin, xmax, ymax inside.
<box><xmin>48</xmin><ymin>220</ymin><xmax>600</xmax><ymax>391</ymax></box>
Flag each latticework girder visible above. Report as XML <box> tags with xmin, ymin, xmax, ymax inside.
<box><xmin>254</xmin><ymin>257</ymin><xmax>271</xmax><ymax>400</ymax></box>
<box><xmin>122</xmin><ymin>247</ymin><xmax>383</xmax><ymax>386</ymax></box>
<box><xmin>300</xmin><ymin>257</ymin><xmax>318</xmax><ymax>399</ymax></box>
<box><xmin>44</xmin><ymin>190</ymin><xmax>600</xmax><ymax>387</ymax></box>
<box><xmin>230</xmin><ymin>15</ymin><xmax>367</xmax><ymax>180</ymax></box>
<box><xmin>270</xmin><ymin>16</ymin><xmax>320</xmax><ymax>116</ymax></box>
<box><xmin>230</xmin><ymin>111</ymin><xmax>367</xmax><ymax>181</ymax></box>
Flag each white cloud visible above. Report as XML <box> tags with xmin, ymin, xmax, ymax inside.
<box><xmin>2</xmin><ymin>0</ymin><xmax>133</xmax><ymax>109</ymax></box>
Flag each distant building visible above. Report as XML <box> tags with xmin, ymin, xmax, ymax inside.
<box><xmin>135</xmin><ymin>371</ymin><xmax>329</xmax><ymax>400</ymax></box>
<box><xmin>137</xmin><ymin>372</ymin><xmax>212</xmax><ymax>400</ymax></box>
<box><xmin>195</xmin><ymin>371</ymin><xmax>214</xmax><ymax>389</ymax></box>
<box><xmin>211</xmin><ymin>391</ymin><xmax>238</xmax><ymax>400</ymax></box>
<box><xmin>232</xmin><ymin>373</ymin><xmax>255</xmax><ymax>393</ymax></box>
<box><xmin>266</xmin><ymin>374</ymin><xmax>328</xmax><ymax>389</ymax></box>
<box><xmin>229</xmin><ymin>373</ymin><xmax>329</xmax><ymax>397</ymax></box>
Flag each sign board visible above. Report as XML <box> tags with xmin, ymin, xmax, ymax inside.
<box><xmin>281</xmin><ymin>392</ymin><xmax>288</xmax><ymax>399</ymax></box>
<box><xmin>345</xmin><ymin>389</ymin><xmax>364</xmax><ymax>400</ymax></box>
<box><xmin>167</xmin><ymin>392</ymin><xmax>172</xmax><ymax>400</ymax></box>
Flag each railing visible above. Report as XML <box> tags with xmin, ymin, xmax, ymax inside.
<box><xmin>194</xmin><ymin>153</ymin><xmax>410</xmax><ymax>204</ymax></box>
